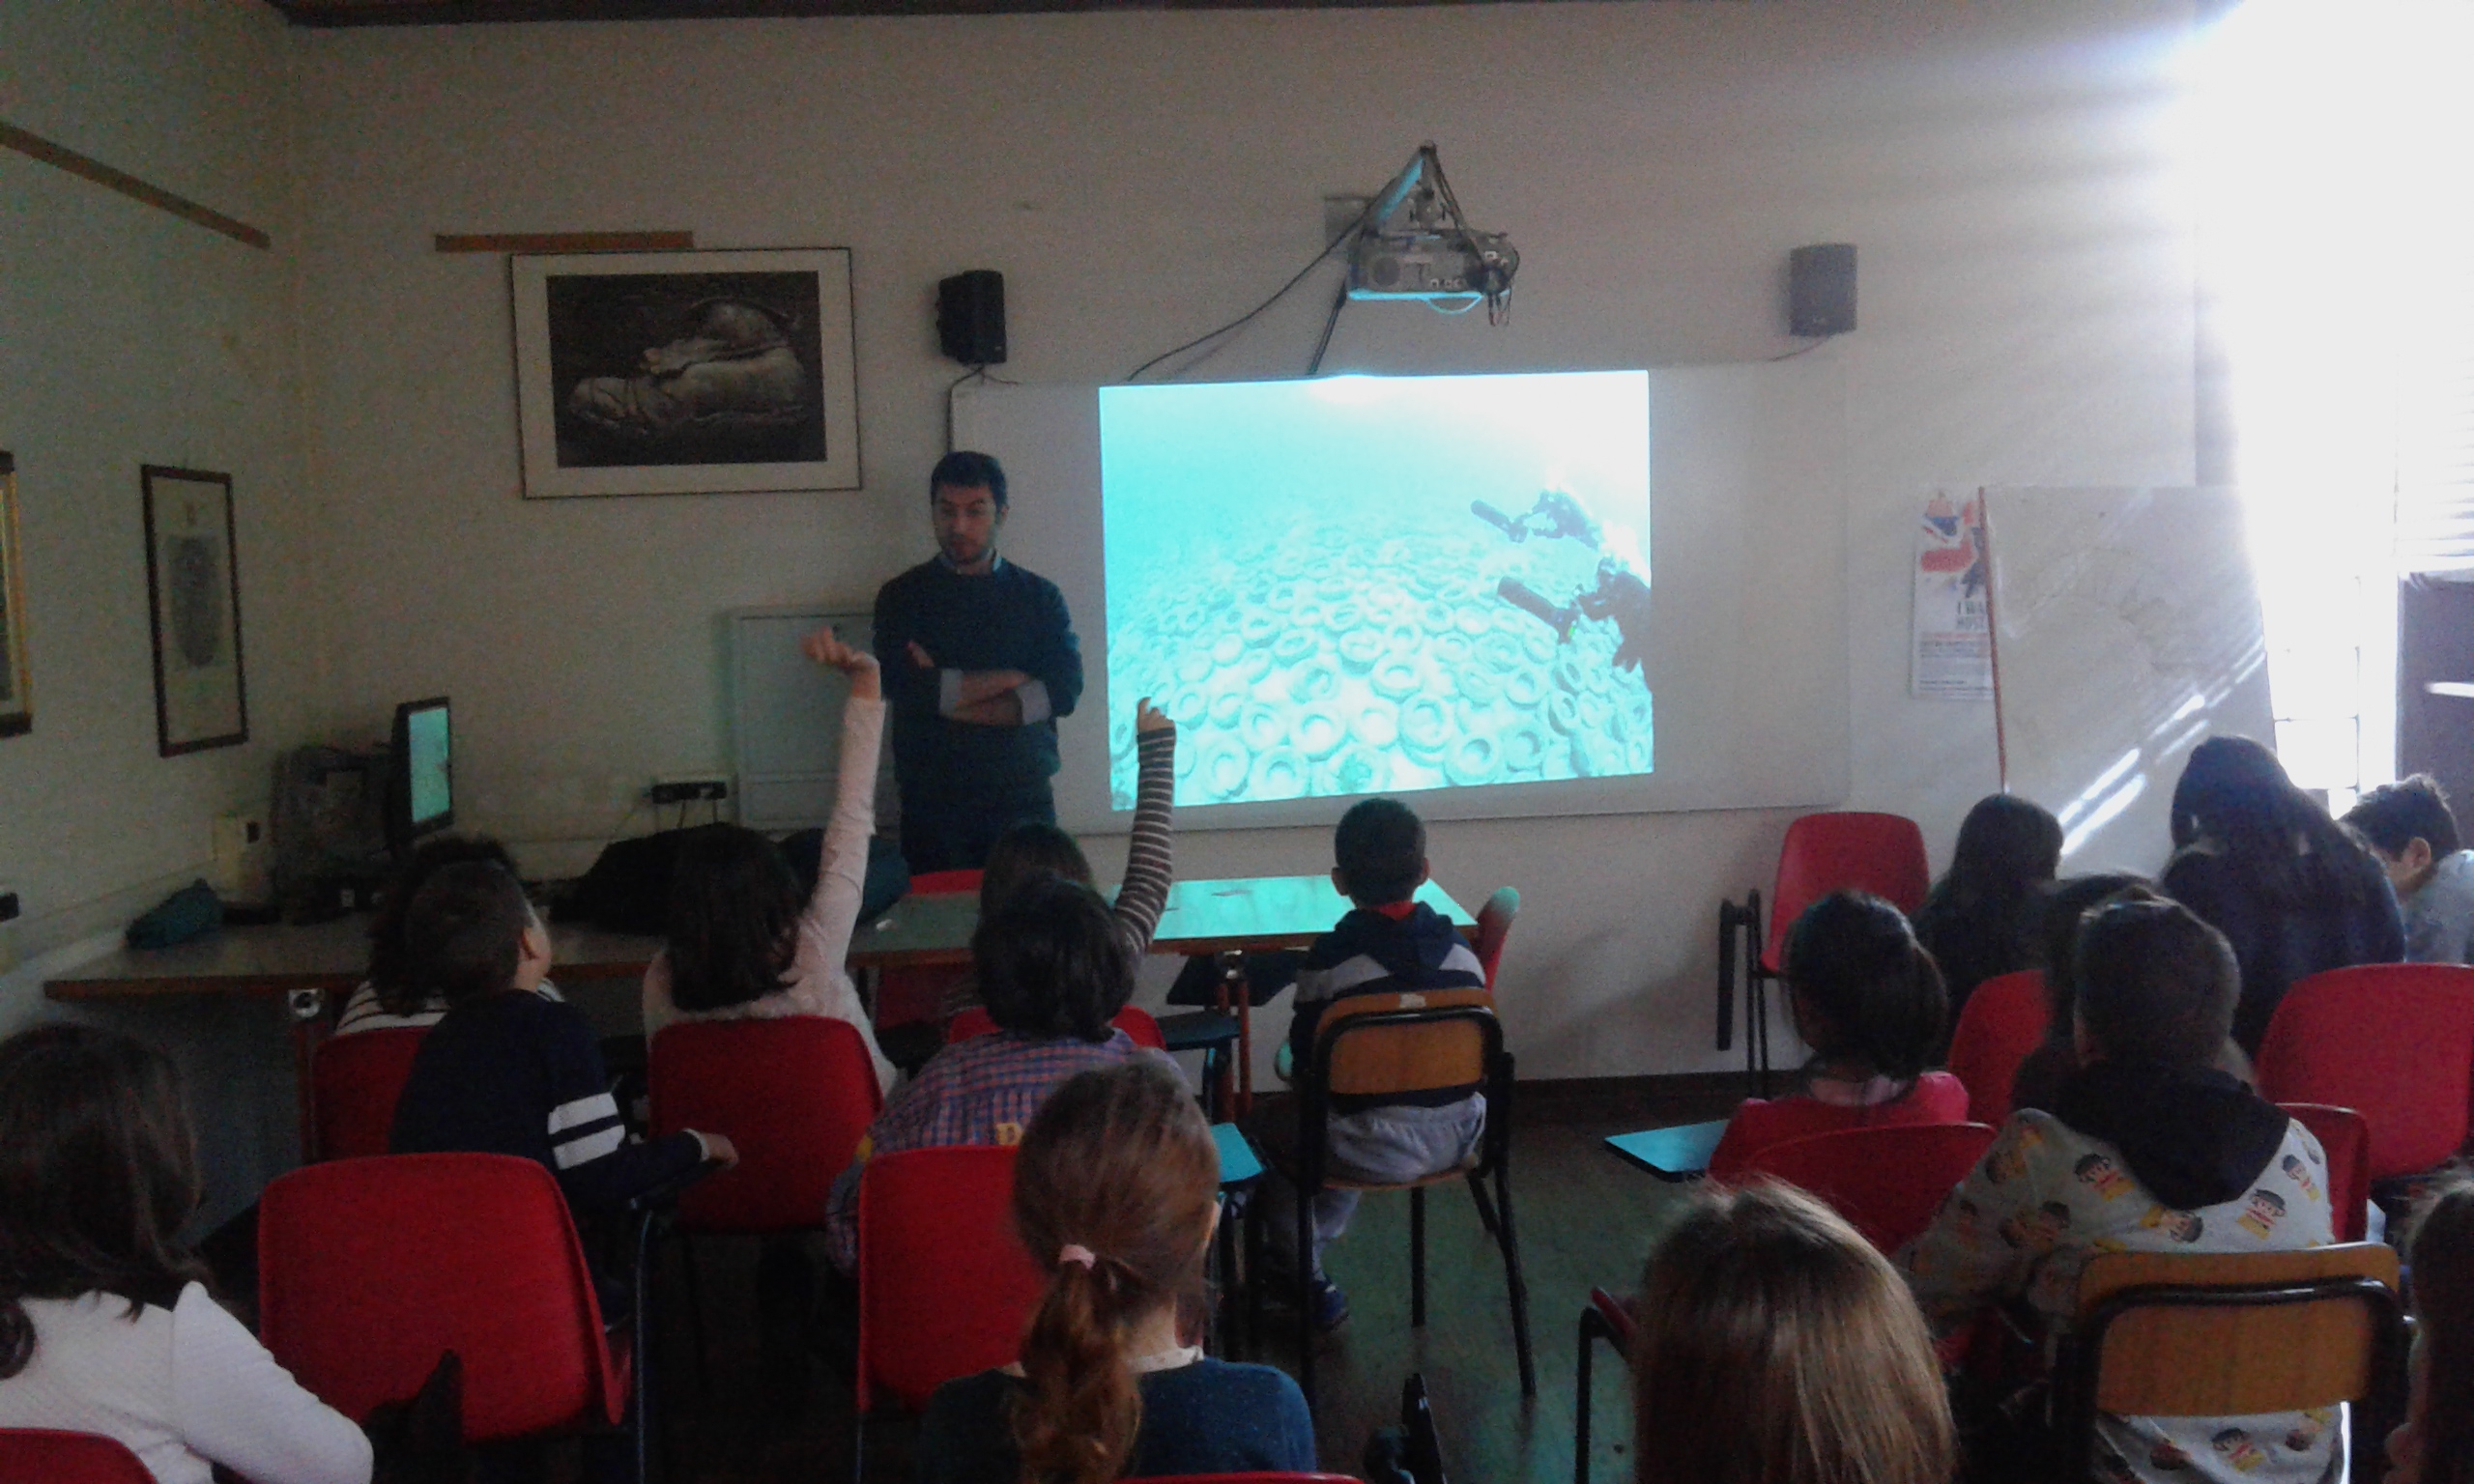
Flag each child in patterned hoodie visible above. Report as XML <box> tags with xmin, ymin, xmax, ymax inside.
<box><xmin>1901</xmin><ymin>896</ymin><xmax>2339</xmax><ymax>1484</ymax></box>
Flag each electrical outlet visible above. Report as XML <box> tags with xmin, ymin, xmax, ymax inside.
<box><xmin>0</xmin><ymin>886</ymin><xmax>17</xmax><ymax>925</ymax></box>
<box><xmin>647</xmin><ymin>776</ymin><xmax>731</xmax><ymax>806</ymax></box>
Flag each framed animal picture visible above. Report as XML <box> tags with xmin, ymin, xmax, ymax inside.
<box><xmin>0</xmin><ymin>451</ymin><xmax>29</xmax><ymax>738</ymax></box>
<box><xmin>141</xmin><ymin>465</ymin><xmax>248</xmax><ymax>756</ymax></box>
<box><xmin>510</xmin><ymin>247</ymin><xmax>862</xmax><ymax>498</ymax></box>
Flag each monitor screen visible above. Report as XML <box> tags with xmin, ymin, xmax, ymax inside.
<box><xmin>399</xmin><ymin>699</ymin><xmax>452</xmax><ymax>834</ymax></box>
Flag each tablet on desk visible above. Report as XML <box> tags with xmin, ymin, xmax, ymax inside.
<box><xmin>1603</xmin><ymin>1119</ymin><xmax>1728</xmax><ymax>1182</ymax></box>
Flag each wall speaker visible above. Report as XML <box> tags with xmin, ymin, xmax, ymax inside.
<box><xmin>1788</xmin><ymin>243</ymin><xmax>1856</xmax><ymax>337</ymax></box>
<box><xmin>936</xmin><ymin>270</ymin><xmax>1007</xmax><ymax>366</ymax></box>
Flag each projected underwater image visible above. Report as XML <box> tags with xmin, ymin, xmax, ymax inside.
<box><xmin>1101</xmin><ymin>371</ymin><xmax>1652</xmax><ymax>810</ymax></box>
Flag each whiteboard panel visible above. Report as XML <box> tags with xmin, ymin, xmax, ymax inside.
<box><xmin>728</xmin><ymin>605</ymin><xmax>881</xmax><ymax>830</ymax></box>
<box><xmin>1986</xmin><ymin>487</ymin><xmax>2276</xmax><ymax>874</ymax></box>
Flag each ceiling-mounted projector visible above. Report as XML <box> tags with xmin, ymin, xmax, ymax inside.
<box><xmin>1346</xmin><ymin>144</ymin><xmax>1520</xmax><ymax>325</ymax></box>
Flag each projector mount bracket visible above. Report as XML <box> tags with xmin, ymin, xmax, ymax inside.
<box><xmin>1346</xmin><ymin>143</ymin><xmax>1520</xmax><ymax>326</ymax></box>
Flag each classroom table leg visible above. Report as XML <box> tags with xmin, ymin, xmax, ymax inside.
<box><xmin>287</xmin><ymin>987</ymin><xmax>328</xmax><ymax>1163</ymax></box>
<box><xmin>1220</xmin><ymin>951</ymin><xmax>1254</xmax><ymax>1117</ymax></box>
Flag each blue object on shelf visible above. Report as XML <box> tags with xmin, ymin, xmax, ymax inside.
<box><xmin>125</xmin><ymin>879</ymin><xmax>223</xmax><ymax>951</ymax></box>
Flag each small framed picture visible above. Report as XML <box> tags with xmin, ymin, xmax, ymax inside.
<box><xmin>0</xmin><ymin>452</ymin><xmax>30</xmax><ymax>738</ymax></box>
<box><xmin>141</xmin><ymin>465</ymin><xmax>248</xmax><ymax>756</ymax></box>
<box><xmin>510</xmin><ymin>247</ymin><xmax>862</xmax><ymax>498</ymax></box>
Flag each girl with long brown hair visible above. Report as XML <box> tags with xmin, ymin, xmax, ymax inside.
<box><xmin>916</xmin><ymin>1061</ymin><xmax>1314</xmax><ymax>1484</ymax></box>
<box><xmin>1633</xmin><ymin>1183</ymin><xmax>1956</xmax><ymax>1484</ymax></box>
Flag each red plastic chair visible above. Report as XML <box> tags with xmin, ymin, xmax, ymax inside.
<box><xmin>2254</xmin><ymin>963</ymin><xmax>2474</xmax><ymax>1181</ymax></box>
<box><xmin>1741</xmin><ymin>1122</ymin><xmax>2000</xmax><ymax>1255</ymax></box>
<box><xmin>0</xmin><ymin>1431</ymin><xmax>154</xmax><ymax>1484</ymax></box>
<box><xmin>259</xmin><ymin>1154</ymin><xmax>630</xmax><ymax>1444</ymax></box>
<box><xmin>1473</xmin><ymin>886</ymin><xmax>1520</xmax><ymax>989</ymax></box>
<box><xmin>906</xmin><ymin>869</ymin><xmax>985</xmax><ymax>896</ymax></box>
<box><xmin>854</xmin><ymin>1145</ymin><xmax>1046</xmax><ymax>1474</ymax></box>
<box><xmin>943</xmin><ymin>1005</ymin><xmax>1166</xmax><ymax>1050</ymax></box>
<box><xmin>308</xmin><ymin>1027</ymin><xmax>428</xmax><ymax>1161</ymax></box>
<box><xmin>2282</xmin><ymin>1102</ymin><xmax>2373</xmax><ymax>1243</ymax></box>
<box><xmin>877</xmin><ymin>870</ymin><xmax>986</xmax><ymax>1030</ymax></box>
<box><xmin>1943</xmin><ymin>969</ymin><xmax>2048</xmax><ymax>1127</ymax></box>
<box><xmin>1718</xmin><ymin>812</ymin><xmax>1930</xmax><ymax>1089</ymax></box>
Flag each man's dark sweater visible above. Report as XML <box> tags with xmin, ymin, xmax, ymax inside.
<box><xmin>872</xmin><ymin>556</ymin><xmax>1083</xmax><ymax>799</ymax></box>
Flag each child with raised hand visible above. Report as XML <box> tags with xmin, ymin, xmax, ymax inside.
<box><xmin>2346</xmin><ymin>775</ymin><xmax>2474</xmax><ymax>966</ymax></box>
<box><xmin>0</xmin><ymin>1024</ymin><xmax>373</xmax><ymax>1484</ymax></box>
<box><xmin>825</xmin><ymin>875</ymin><xmax>1171</xmax><ymax>1272</ymax></box>
<box><xmin>1704</xmin><ymin>891</ymin><xmax>1965</xmax><ymax>1182</ymax></box>
<box><xmin>1630</xmin><ymin>1183</ymin><xmax>1956</xmax><ymax>1484</ymax></box>
<box><xmin>641</xmin><ymin>625</ymin><xmax>896</xmax><ymax>1094</ymax></box>
<box><xmin>1903</xmin><ymin>896</ymin><xmax>2339</xmax><ymax>1484</ymax></box>
<box><xmin>1913</xmin><ymin>793</ymin><xmax>2063</xmax><ymax>1026</ymax></box>
<box><xmin>2387</xmin><ymin>1177</ymin><xmax>2474</xmax><ymax>1484</ymax></box>
<box><xmin>337</xmin><ymin>833</ymin><xmax>561</xmax><ymax>1036</ymax></box>
<box><xmin>916</xmin><ymin>1061</ymin><xmax>1313</xmax><ymax>1484</ymax></box>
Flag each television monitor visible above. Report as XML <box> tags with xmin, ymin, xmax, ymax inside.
<box><xmin>388</xmin><ymin>697</ymin><xmax>452</xmax><ymax>856</ymax></box>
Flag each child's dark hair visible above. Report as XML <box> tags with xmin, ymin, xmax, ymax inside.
<box><xmin>405</xmin><ymin>860</ymin><xmax>535</xmax><ymax>1007</ymax></box>
<box><xmin>2171</xmin><ymin>736</ymin><xmax>2387</xmax><ymax>907</ymax></box>
<box><xmin>2035</xmin><ymin>872</ymin><xmax>2155</xmax><ymax>1028</ymax></box>
<box><xmin>1009</xmin><ymin>1061</ymin><xmax>1218</xmax><ymax>1484</ymax></box>
<box><xmin>2406</xmin><ymin>1178</ymin><xmax>2474</xmax><ymax>1484</ymax></box>
<box><xmin>2072</xmin><ymin>896</ymin><xmax>2238</xmax><ymax>1068</ymax></box>
<box><xmin>1782</xmin><ymin>892</ymin><xmax>1947</xmax><ymax>1083</ymax></box>
<box><xmin>981</xmin><ymin>822</ymin><xmax>1095</xmax><ymax>918</ymax></box>
<box><xmin>1933</xmin><ymin>793</ymin><xmax>2063</xmax><ymax>906</ymax></box>
<box><xmin>975</xmin><ymin>876</ymin><xmax>1132</xmax><ymax>1042</ymax></box>
<box><xmin>665</xmin><ymin>824</ymin><xmax>801</xmax><ymax>1013</ymax></box>
<box><xmin>368</xmin><ymin>834</ymin><xmax>520</xmax><ymax>1017</ymax></box>
<box><xmin>0</xmin><ymin>1025</ymin><xmax>209</xmax><ymax>1380</ymax></box>
<box><xmin>2345</xmin><ymin>774</ymin><xmax>2464</xmax><ymax>859</ymax></box>
<box><xmin>1336</xmin><ymin>797</ymin><xmax>1424</xmax><ymax>906</ymax></box>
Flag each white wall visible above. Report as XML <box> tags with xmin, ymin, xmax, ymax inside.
<box><xmin>291</xmin><ymin>0</ymin><xmax>2201</xmax><ymax>1081</ymax></box>
<box><xmin>0</xmin><ymin>0</ymin><xmax>314</xmax><ymax>1215</ymax></box>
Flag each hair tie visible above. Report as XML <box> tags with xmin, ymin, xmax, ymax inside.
<box><xmin>1057</xmin><ymin>1243</ymin><xmax>1098</xmax><ymax>1270</ymax></box>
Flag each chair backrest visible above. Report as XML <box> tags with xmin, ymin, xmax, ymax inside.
<box><xmin>856</xmin><ymin>1144</ymin><xmax>1047</xmax><ymax>1413</ymax></box>
<box><xmin>648</xmin><ymin>1017</ymin><xmax>882</xmax><ymax>1233</ymax></box>
<box><xmin>0</xmin><ymin>1431</ymin><xmax>155</xmax><ymax>1484</ymax></box>
<box><xmin>1311</xmin><ymin>989</ymin><xmax>1499</xmax><ymax>1101</ymax></box>
<box><xmin>945</xmin><ymin>1005</ymin><xmax>1166</xmax><ymax>1050</ymax></box>
<box><xmin>909</xmin><ymin>869</ymin><xmax>985</xmax><ymax>896</ymax></box>
<box><xmin>2280</xmin><ymin>1102</ymin><xmax>2372</xmax><ymax>1243</ymax></box>
<box><xmin>1943</xmin><ymin>969</ymin><xmax>2048</xmax><ymax>1127</ymax></box>
<box><xmin>1763</xmin><ymin>812</ymin><xmax>1931</xmax><ymax>970</ymax></box>
<box><xmin>1742</xmin><ymin>1122</ymin><xmax>2000</xmax><ymax>1254</ymax></box>
<box><xmin>1473</xmin><ymin>886</ymin><xmax>1520</xmax><ymax>988</ymax></box>
<box><xmin>259</xmin><ymin>1153</ymin><xmax>621</xmax><ymax>1441</ymax></box>
<box><xmin>2060</xmin><ymin>1243</ymin><xmax>2406</xmax><ymax>1471</ymax></box>
<box><xmin>309</xmin><ymin>1027</ymin><xmax>428</xmax><ymax>1162</ymax></box>
<box><xmin>2254</xmin><ymin>962</ymin><xmax>2474</xmax><ymax>1179</ymax></box>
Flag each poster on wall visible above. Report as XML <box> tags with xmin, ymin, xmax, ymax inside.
<box><xmin>1913</xmin><ymin>489</ymin><xmax>1993</xmax><ymax>700</ymax></box>
<box><xmin>0</xmin><ymin>451</ymin><xmax>30</xmax><ymax>738</ymax></box>
<box><xmin>510</xmin><ymin>247</ymin><xmax>862</xmax><ymax>498</ymax></box>
<box><xmin>141</xmin><ymin>465</ymin><xmax>248</xmax><ymax>756</ymax></box>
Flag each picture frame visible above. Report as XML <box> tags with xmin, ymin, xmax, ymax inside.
<box><xmin>510</xmin><ymin>247</ymin><xmax>862</xmax><ymax>498</ymax></box>
<box><xmin>140</xmin><ymin>465</ymin><xmax>248</xmax><ymax>756</ymax></box>
<box><xmin>0</xmin><ymin>451</ymin><xmax>30</xmax><ymax>738</ymax></box>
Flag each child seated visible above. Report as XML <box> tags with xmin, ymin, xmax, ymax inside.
<box><xmin>1252</xmin><ymin>797</ymin><xmax>1488</xmax><ymax>1330</ymax></box>
<box><xmin>2346</xmin><ymin>775</ymin><xmax>2474</xmax><ymax>966</ymax></box>
<box><xmin>0</xmin><ymin>1025</ymin><xmax>373</xmax><ymax>1484</ymax></box>
<box><xmin>641</xmin><ymin>626</ymin><xmax>896</xmax><ymax>1093</ymax></box>
<box><xmin>825</xmin><ymin>875</ymin><xmax>1169</xmax><ymax>1272</ymax></box>
<box><xmin>1902</xmin><ymin>897</ymin><xmax>2339</xmax><ymax>1484</ymax></box>
<box><xmin>1629</xmin><ymin>1183</ymin><xmax>1956</xmax><ymax>1484</ymax></box>
<box><xmin>1704</xmin><ymin>892</ymin><xmax>1964</xmax><ymax>1182</ymax></box>
<box><xmin>917</xmin><ymin>1061</ymin><xmax>1313</xmax><ymax>1484</ymax></box>
<box><xmin>1913</xmin><ymin>793</ymin><xmax>2063</xmax><ymax>1028</ymax></box>
<box><xmin>335</xmin><ymin>833</ymin><xmax>561</xmax><ymax>1036</ymax></box>
<box><xmin>390</xmin><ymin>861</ymin><xmax>735</xmax><ymax>1220</ymax></box>
<box><xmin>2386</xmin><ymin>1177</ymin><xmax>2471</xmax><ymax>1484</ymax></box>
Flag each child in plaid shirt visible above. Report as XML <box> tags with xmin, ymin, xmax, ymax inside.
<box><xmin>826</xmin><ymin>875</ymin><xmax>1172</xmax><ymax>1271</ymax></box>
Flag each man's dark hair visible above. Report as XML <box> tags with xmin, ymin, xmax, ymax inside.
<box><xmin>975</xmin><ymin>876</ymin><xmax>1131</xmax><ymax>1042</ymax></box>
<box><xmin>2345</xmin><ymin>774</ymin><xmax>2463</xmax><ymax>859</ymax></box>
<box><xmin>2073</xmin><ymin>897</ymin><xmax>2239</xmax><ymax>1068</ymax></box>
<box><xmin>930</xmin><ymin>450</ymin><xmax>1008</xmax><ymax>511</ymax></box>
<box><xmin>405</xmin><ymin>860</ymin><xmax>535</xmax><ymax>1007</ymax></box>
<box><xmin>368</xmin><ymin>833</ymin><xmax>521</xmax><ymax>1016</ymax></box>
<box><xmin>1335</xmin><ymin>797</ymin><xmax>1425</xmax><ymax>906</ymax></box>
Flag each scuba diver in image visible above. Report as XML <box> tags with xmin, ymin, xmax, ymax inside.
<box><xmin>1471</xmin><ymin>488</ymin><xmax>1602</xmax><ymax>549</ymax></box>
<box><xmin>1498</xmin><ymin>556</ymin><xmax>1654</xmax><ymax>682</ymax></box>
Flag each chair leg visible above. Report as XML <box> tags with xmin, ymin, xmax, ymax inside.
<box><xmin>633</xmin><ymin>1211</ymin><xmax>658</xmax><ymax>1484</ymax></box>
<box><xmin>1297</xmin><ymin>1173</ymin><xmax>1317</xmax><ymax>1409</ymax></box>
<box><xmin>1410</xmin><ymin>1185</ymin><xmax>1427</xmax><ymax>1328</ymax></box>
<box><xmin>1494</xmin><ymin>1164</ymin><xmax>1538</xmax><ymax>1396</ymax></box>
<box><xmin>679</xmin><ymin>1233</ymin><xmax>710</xmax><ymax>1399</ymax></box>
<box><xmin>851</xmin><ymin>1412</ymin><xmax>866</xmax><ymax>1484</ymax></box>
<box><xmin>1466</xmin><ymin>1169</ymin><xmax>1502</xmax><ymax>1238</ymax></box>
<box><xmin>1575</xmin><ymin>1308</ymin><xmax>1596</xmax><ymax>1484</ymax></box>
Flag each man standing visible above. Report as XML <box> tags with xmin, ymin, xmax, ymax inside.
<box><xmin>873</xmin><ymin>451</ymin><xmax>1084</xmax><ymax>873</ymax></box>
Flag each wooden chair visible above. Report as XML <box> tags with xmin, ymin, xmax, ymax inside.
<box><xmin>2053</xmin><ymin>1243</ymin><xmax>2408</xmax><ymax>1484</ymax></box>
<box><xmin>1264</xmin><ymin>988</ymin><xmax>1533</xmax><ymax>1409</ymax></box>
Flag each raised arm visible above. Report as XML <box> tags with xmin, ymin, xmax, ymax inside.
<box><xmin>1110</xmin><ymin>699</ymin><xmax>1178</xmax><ymax>954</ymax></box>
<box><xmin>794</xmin><ymin>625</ymin><xmax>899</xmax><ymax>1093</ymax></box>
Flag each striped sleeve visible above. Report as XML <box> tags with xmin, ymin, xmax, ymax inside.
<box><xmin>1111</xmin><ymin>726</ymin><xmax>1178</xmax><ymax>954</ymax></box>
<box><xmin>537</xmin><ymin>1003</ymin><xmax>705</xmax><ymax>1213</ymax></box>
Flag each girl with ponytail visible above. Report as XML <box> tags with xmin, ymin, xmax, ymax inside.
<box><xmin>1706</xmin><ymin>891</ymin><xmax>1968</xmax><ymax>1182</ymax></box>
<box><xmin>917</xmin><ymin>1061</ymin><xmax>1314</xmax><ymax>1484</ymax></box>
